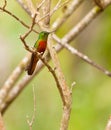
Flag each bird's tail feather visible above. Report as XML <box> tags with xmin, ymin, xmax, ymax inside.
<box><xmin>27</xmin><ymin>53</ymin><xmax>38</xmax><ymax>75</ymax></box>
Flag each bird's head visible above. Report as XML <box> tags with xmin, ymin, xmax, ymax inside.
<box><xmin>39</xmin><ymin>31</ymin><xmax>49</xmax><ymax>40</ymax></box>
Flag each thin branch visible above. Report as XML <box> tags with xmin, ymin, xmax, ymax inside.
<box><xmin>2</xmin><ymin>0</ymin><xmax>7</xmax><ymax>9</ymax></box>
<box><xmin>36</xmin><ymin>0</ymin><xmax>46</xmax><ymax>11</ymax></box>
<box><xmin>20</xmin><ymin>13</ymin><xmax>37</xmax><ymax>52</ymax></box>
<box><xmin>50</xmin><ymin>0</ymin><xmax>71</xmax><ymax>16</ymax></box>
<box><xmin>22</xmin><ymin>13</ymin><xmax>37</xmax><ymax>39</ymax></box>
<box><xmin>53</xmin><ymin>34</ymin><xmax>111</xmax><ymax>77</ymax></box>
<box><xmin>26</xmin><ymin>87</ymin><xmax>36</xmax><ymax>130</ymax></box>
<box><xmin>20</xmin><ymin>36</ymin><xmax>34</xmax><ymax>53</ymax></box>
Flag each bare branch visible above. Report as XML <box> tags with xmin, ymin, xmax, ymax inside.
<box><xmin>23</xmin><ymin>13</ymin><xmax>37</xmax><ymax>39</ymax></box>
<box><xmin>2</xmin><ymin>0</ymin><xmax>7</xmax><ymax>9</ymax></box>
<box><xmin>26</xmin><ymin>87</ymin><xmax>36</xmax><ymax>130</ymax></box>
<box><xmin>50</xmin><ymin>0</ymin><xmax>70</xmax><ymax>16</ymax></box>
<box><xmin>20</xmin><ymin>13</ymin><xmax>38</xmax><ymax>53</ymax></box>
<box><xmin>36</xmin><ymin>0</ymin><xmax>46</xmax><ymax>11</ymax></box>
<box><xmin>53</xmin><ymin>34</ymin><xmax>111</xmax><ymax>77</ymax></box>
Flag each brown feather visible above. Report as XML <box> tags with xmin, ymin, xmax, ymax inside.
<box><xmin>27</xmin><ymin>53</ymin><xmax>38</xmax><ymax>75</ymax></box>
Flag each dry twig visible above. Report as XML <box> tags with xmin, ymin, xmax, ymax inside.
<box><xmin>26</xmin><ymin>87</ymin><xmax>36</xmax><ymax>130</ymax></box>
<box><xmin>20</xmin><ymin>13</ymin><xmax>38</xmax><ymax>53</ymax></box>
<box><xmin>36</xmin><ymin>0</ymin><xmax>47</xmax><ymax>11</ymax></box>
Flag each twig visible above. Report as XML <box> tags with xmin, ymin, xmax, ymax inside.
<box><xmin>53</xmin><ymin>34</ymin><xmax>111</xmax><ymax>77</ymax></box>
<box><xmin>20</xmin><ymin>13</ymin><xmax>37</xmax><ymax>52</ymax></box>
<box><xmin>2</xmin><ymin>0</ymin><xmax>7</xmax><ymax>9</ymax></box>
<box><xmin>20</xmin><ymin>36</ymin><xmax>34</xmax><ymax>53</ymax></box>
<box><xmin>26</xmin><ymin>86</ymin><xmax>36</xmax><ymax>130</ymax></box>
<box><xmin>23</xmin><ymin>13</ymin><xmax>37</xmax><ymax>38</ymax></box>
<box><xmin>50</xmin><ymin>0</ymin><xmax>70</xmax><ymax>16</ymax></box>
<box><xmin>70</xmin><ymin>81</ymin><xmax>76</xmax><ymax>92</ymax></box>
<box><xmin>36</xmin><ymin>0</ymin><xmax>47</xmax><ymax>11</ymax></box>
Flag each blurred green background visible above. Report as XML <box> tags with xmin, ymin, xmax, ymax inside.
<box><xmin>0</xmin><ymin>0</ymin><xmax>111</xmax><ymax>130</ymax></box>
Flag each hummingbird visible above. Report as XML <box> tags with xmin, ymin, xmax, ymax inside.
<box><xmin>27</xmin><ymin>31</ymin><xmax>49</xmax><ymax>75</ymax></box>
